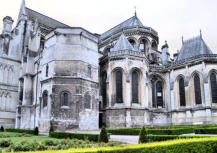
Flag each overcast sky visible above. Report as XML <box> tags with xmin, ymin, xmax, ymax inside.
<box><xmin>0</xmin><ymin>0</ymin><xmax>217</xmax><ymax>55</ymax></box>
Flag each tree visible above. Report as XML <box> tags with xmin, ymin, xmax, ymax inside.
<box><xmin>0</xmin><ymin>126</ymin><xmax>4</xmax><ymax>132</ymax></box>
<box><xmin>49</xmin><ymin>125</ymin><xmax>54</xmax><ymax>136</ymax></box>
<box><xmin>138</xmin><ymin>126</ymin><xmax>148</xmax><ymax>143</ymax></box>
<box><xmin>99</xmin><ymin>126</ymin><xmax>109</xmax><ymax>143</ymax></box>
<box><xmin>34</xmin><ymin>126</ymin><xmax>39</xmax><ymax>136</ymax></box>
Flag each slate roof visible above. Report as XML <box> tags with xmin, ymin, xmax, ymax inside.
<box><xmin>25</xmin><ymin>7</ymin><xmax>70</xmax><ymax>34</ymax></box>
<box><xmin>100</xmin><ymin>15</ymin><xmax>144</xmax><ymax>40</ymax></box>
<box><xmin>111</xmin><ymin>33</ymin><xmax>135</xmax><ymax>51</ymax></box>
<box><xmin>176</xmin><ymin>36</ymin><xmax>213</xmax><ymax>61</ymax></box>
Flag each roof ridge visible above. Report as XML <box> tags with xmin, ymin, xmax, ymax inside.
<box><xmin>26</xmin><ymin>7</ymin><xmax>71</xmax><ymax>28</ymax></box>
<box><xmin>100</xmin><ymin>15</ymin><xmax>144</xmax><ymax>40</ymax></box>
<box><xmin>101</xmin><ymin>15</ymin><xmax>135</xmax><ymax>35</ymax></box>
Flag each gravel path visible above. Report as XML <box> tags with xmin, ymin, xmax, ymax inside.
<box><xmin>109</xmin><ymin>135</ymin><xmax>139</xmax><ymax>144</ymax></box>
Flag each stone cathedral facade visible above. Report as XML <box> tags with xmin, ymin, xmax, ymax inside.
<box><xmin>1</xmin><ymin>0</ymin><xmax>217</xmax><ymax>132</ymax></box>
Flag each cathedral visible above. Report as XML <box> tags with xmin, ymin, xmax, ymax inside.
<box><xmin>1</xmin><ymin>0</ymin><xmax>217</xmax><ymax>132</ymax></box>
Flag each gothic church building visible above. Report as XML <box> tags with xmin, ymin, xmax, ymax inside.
<box><xmin>1</xmin><ymin>0</ymin><xmax>217</xmax><ymax>132</ymax></box>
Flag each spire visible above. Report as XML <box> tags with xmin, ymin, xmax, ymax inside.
<box><xmin>200</xmin><ymin>29</ymin><xmax>202</xmax><ymax>38</ymax></box>
<box><xmin>18</xmin><ymin>0</ymin><xmax>27</xmax><ymax>21</ymax></box>
<box><xmin>182</xmin><ymin>36</ymin><xmax>184</xmax><ymax>45</ymax></box>
<box><xmin>134</xmin><ymin>6</ymin><xmax>137</xmax><ymax>16</ymax></box>
<box><xmin>111</xmin><ymin>33</ymin><xmax>134</xmax><ymax>51</ymax></box>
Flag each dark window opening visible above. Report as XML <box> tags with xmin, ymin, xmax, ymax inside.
<box><xmin>179</xmin><ymin>77</ymin><xmax>186</xmax><ymax>106</ymax></box>
<box><xmin>61</xmin><ymin>92</ymin><xmax>69</xmax><ymax>106</ymax></box>
<box><xmin>46</xmin><ymin>64</ymin><xmax>49</xmax><ymax>77</ymax></box>
<box><xmin>42</xmin><ymin>91</ymin><xmax>48</xmax><ymax>108</ymax></box>
<box><xmin>85</xmin><ymin>94</ymin><xmax>91</xmax><ymax>109</ymax></box>
<box><xmin>128</xmin><ymin>39</ymin><xmax>136</xmax><ymax>49</ymax></box>
<box><xmin>151</xmin><ymin>41</ymin><xmax>158</xmax><ymax>50</ymax></box>
<box><xmin>88</xmin><ymin>66</ymin><xmax>91</xmax><ymax>78</ymax></box>
<box><xmin>194</xmin><ymin>74</ymin><xmax>202</xmax><ymax>105</ymax></box>
<box><xmin>139</xmin><ymin>39</ymin><xmax>148</xmax><ymax>53</ymax></box>
<box><xmin>116</xmin><ymin>70</ymin><xmax>123</xmax><ymax>103</ymax></box>
<box><xmin>210</xmin><ymin>72</ymin><xmax>217</xmax><ymax>103</ymax></box>
<box><xmin>151</xmin><ymin>77</ymin><xmax>163</xmax><ymax>108</ymax></box>
<box><xmin>132</xmin><ymin>71</ymin><xmax>139</xmax><ymax>103</ymax></box>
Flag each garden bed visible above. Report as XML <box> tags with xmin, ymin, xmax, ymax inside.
<box><xmin>12</xmin><ymin>137</ymin><xmax>217</xmax><ymax>153</ymax></box>
<box><xmin>0</xmin><ymin>133</ymin><xmax>122</xmax><ymax>152</ymax></box>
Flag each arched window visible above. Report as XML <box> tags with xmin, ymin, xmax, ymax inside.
<box><xmin>116</xmin><ymin>70</ymin><xmax>123</xmax><ymax>103</ymax></box>
<box><xmin>61</xmin><ymin>92</ymin><xmax>69</xmax><ymax>106</ymax></box>
<box><xmin>85</xmin><ymin>94</ymin><xmax>91</xmax><ymax>109</ymax></box>
<box><xmin>151</xmin><ymin>41</ymin><xmax>157</xmax><ymax>50</ymax></box>
<box><xmin>87</xmin><ymin>66</ymin><xmax>91</xmax><ymax>78</ymax></box>
<box><xmin>194</xmin><ymin>74</ymin><xmax>202</xmax><ymax>105</ymax></box>
<box><xmin>210</xmin><ymin>72</ymin><xmax>217</xmax><ymax>103</ymax></box>
<box><xmin>151</xmin><ymin>77</ymin><xmax>163</xmax><ymax>108</ymax></box>
<box><xmin>139</xmin><ymin>39</ymin><xmax>148</xmax><ymax>52</ymax></box>
<box><xmin>128</xmin><ymin>39</ymin><xmax>136</xmax><ymax>49</ymax></box>
<box><xmin>179</xmin><ymin>77</ymin><xmax>186</xmax><ymax>106</ymax></box>
<box><xmin>132</xmin><ymin>70</ymin><xmax>139</xmax><ymax>103</ymax></box>
<box><xmin>156</xmin><ymin>81</ymin><xmax>163</xmax><ymax>107</ymax></box>
<box><xmin>42</xmin><ymin>91</ymin><xmax>48</xmax><ymax>107</ymax></box>
<box><xmin>102</xmin><ymin>73</ymin><xmax>107</xmax><ymax>107</ymax></box>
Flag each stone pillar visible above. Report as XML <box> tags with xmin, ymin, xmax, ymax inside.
<box><xmin>22</xmin><ymin>75</ymin><xmax>33</xmax><ymax>105</ymax></box>
<box><xmin>125</xmin><ymin>77</ymin><xmax>131</xmax><ymax>107</ymax></box>
<box><xmin>170</xmin><ymin>90</ymin><xmax>175</xmax><ymax>110</ymax></box>
<box><xmin>186</xmin><ymin>110</ymin><xmax>192</xmax><ymax>124</ymax></box>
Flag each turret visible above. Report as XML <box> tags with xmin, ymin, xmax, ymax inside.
<box><xmin>161</xmin><ymin>41</ymin><xmax>170</xmax><ymax>65</ymax></box>
<box><xmin>2</xmin><ymin>16</ymin><xmax>14</xmax><ymax>35</ymax></box>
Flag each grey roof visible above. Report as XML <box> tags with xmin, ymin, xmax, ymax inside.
<box><xmin>176</xmin><ymin>36</ymin><xmax>213</xmax><ymax>61</ymax></box>
<box><xmin>26</xmin><ymin>7</ymin><xmax>70</xmax><ymax>32</ymax></box>
<box><xmin>100</xmin><ymin>15</ymin><xmax>144</xmax><ymax>40</ymax></box>
<box><xmin>111</xmin><ymin>33</ymin><xmax>134</xmax><ymax>51</ymax></box>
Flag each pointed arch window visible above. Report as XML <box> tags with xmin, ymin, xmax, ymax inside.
<box><xmin>152</xmin><ymin>77</ymin><xmax>163</xmax><ymax>108</ymax></box>
<box><xmin>85</xmin><ymin>94</ymin><xmax>91</xmax><ymax>109</ymax></box>
<box><xmin>61</xmin><ymin>91</ymin><xmax>69</xmax><ymax>106</ymax></box>
<box><xmin>210</xmin><ymin>72</ymin><xmax>217</xmax><ymax>103</ymax></box>
<box><xmin>132</xmin><ymin>70</ymin><xmax>139</xmax><ymax>103</ymax></box>
<box><xmin>42</xmin><ymin>91</ymin><xmax>48</xmax><ymax>108</ymax></box>
<box><xmin>194</xmin><ymin>74</ymin><xmax>202</xmax><ymax>105</ymax></box>
<box><xmin>179</xmin><ymin>77</ymin><xmax>186</xmax><ymax>106</ymax></box>
<box><xmin>102</xmin><ymin>73</ymin><xmax>107</xmax><ymax>107</ymax></box>
<box><xmin>116</xmin><ymin>70</ymin><xmax>123</xmax><ymax>103</ymax></box>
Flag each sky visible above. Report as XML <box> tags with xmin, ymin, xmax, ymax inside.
<box><xmin>0</xmin><ymin>0</ymin><xmax>217</xmax><ymax>55</ymax></box>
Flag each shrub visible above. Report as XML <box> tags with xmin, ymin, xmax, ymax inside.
<box><xmin>49</xmin><ymin>125</ymin><xmax>54</xmax><ymax>136</ymax></box>
<box><xmin>99</xmin><ymin>126</ymin><xmax>109</xmax><ymax>143</ymax></box>
<box><xmin>195</xmin><ymin>127</ymin><xmax>217</xmax><ymax>134</ymax></box>
<box><xmin>34</xmin><ymin>127</ymin><xmax>39</xmax><ymax>136</ymax></box>
<box><xmin>0</xmin><ymin>126</ymin><xmax>4</xmax><ymax>132</ymax></box>
<box><xmin>50</xmin><ymin>132</ymin><xmax>99</xmax><ymax>142</ymax></box>
<box><xmin>0</xmin><ymin>139</ymin><xmax>11</xmax><ymax>147</ymax></box>
<box><xmin>139</xmin><ymin>127</ymin><xmax>148</xmax><ymax>143</ymax></box>
<box><xmin>6</xmin><ymin>128</ymin><xmax>34</xmax><ymax>135</ymax></box>
<box><xmin>107</xmin><ymin>128</ymin><xmax>195</xmax><ymax>135</ymax></box>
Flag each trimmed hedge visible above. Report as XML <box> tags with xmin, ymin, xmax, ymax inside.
<box><xmin>195</xmin><ymin>127</ymin><xmax>217</xmax><ymax>134</ymax></box>
<box><xmin>49</xmin><ymin>132</ymin><xmax>99</xmax><ymax>142</ymax></box>
<box><xmin>107</xmin><ymin>128</ymin><xmax>195</xmax><ymax>135</ymax></box>
<box><xmin>6</xmin><ymin>128</ymin><xmax>34</xmax><ymax>135</ymax></box>
<box><xmin>14</xmin><ymin>137</ymin><xmax>217</xmax><ymax>153</ymax></box>
<box><xmin>146</xmin><ymin>135</ymin><xmax>210</xmax><ymax>142</ymax></box>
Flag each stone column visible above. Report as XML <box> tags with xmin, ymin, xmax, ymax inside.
<box><xmin>22</xmin><ymin>75</ymin><xmax>33</xmax><ymax>105</ymax></box>
<box><xmin>125</xmin><ymin>72</ymin><xmax>131</xmax><ymax>107</ymax></box>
